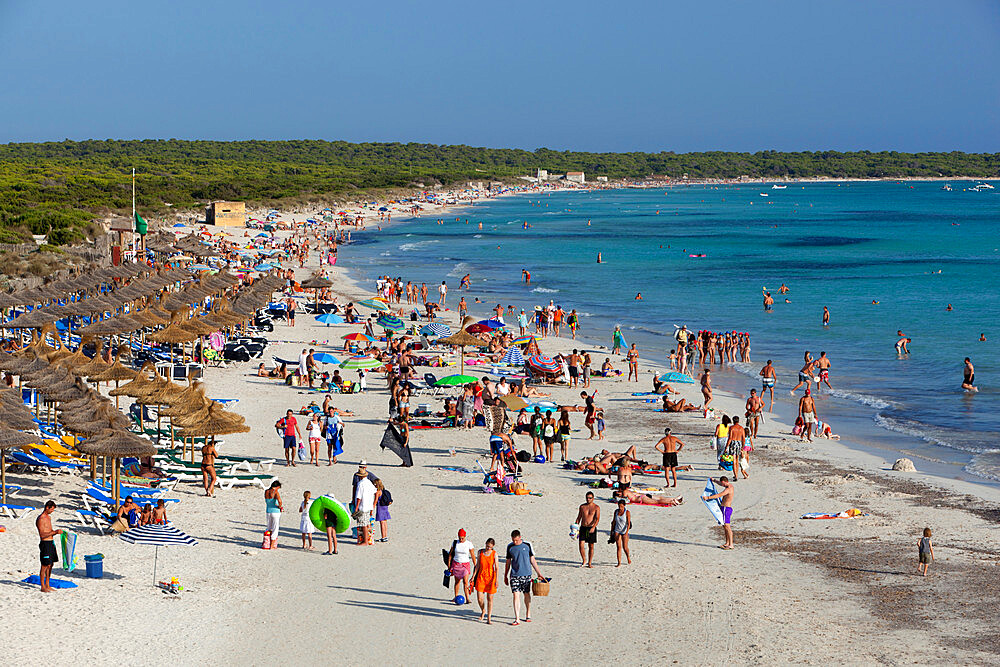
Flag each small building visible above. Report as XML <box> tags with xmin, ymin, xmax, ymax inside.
<box><xmin>596</xmin><ymin>176</ymin><xmax>608</xmax><ymax>183</ymax></box>
<box><xmin>536</xmin><ymin>169</ymin><xmax>549</xmax><ymax>181</ymax></box>
<box><xmin>205</xmin><ymin>201</ymin><xmax>246</xmax><ymax>227</ymax></box>
<box><xmin>566</xmin><ymin>171</ymin><xmax>585</xmax><ymax>184</ymax></box>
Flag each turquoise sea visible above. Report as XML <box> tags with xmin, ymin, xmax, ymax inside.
<box><xmin>343</xmin><ymin>181</ymin><xmax>1000</xmax><ymax>485</ymax></box>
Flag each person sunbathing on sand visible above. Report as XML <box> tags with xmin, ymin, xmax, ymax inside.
<box><xmin>521</xmin><ymin>385</ymin><xmax>550</xmax><ymax>398</ymax></box>
<box><xmin>613</xmin><ymin>488</ymin><xmax>683</xmax><ymax>506</ymax></box>
<box><xmin>661</xmin><ymin>396</ymin><xmax>701</xmax><ymax>413</ymax></box>
<box><xmin>574</xmin><ymin>446</ymin><xmax>638</xmax><ymax>472</ymax></box>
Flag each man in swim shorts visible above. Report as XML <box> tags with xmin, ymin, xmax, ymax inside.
<box><xmin>789</xmin><ymin>358</ymin><xmax>816</xmax><ymax>395</ymax></box>
<box><xmin>277</xmin><ymin>409</ymin><xmax>302</xmax><ymax>467</ymax></box>
<box><xmin>504</xmin><ymin>530</ymin><xmax>545</xmax><ymax>625</ymax></box>
<box><xmin>759</xmin><ymin>359</ymin><xmax>777</xmax><ymax>410</ymax></box>
<box><xmin>963</xmin><ymin>357</ymin><xmax>977</xmax><ymax>392</ymax></box>
<box><xmin>745</xmin><ymin>389</ymin><xmax>764</xmax><ymax>439</ymax></box>
<box><xmin>654</xmin><ymin>427</ymin><xmax>685</xmax><ymax>487</ymax></box>
<box><xmin>703</xmin><ymin>477</ymin><xmax>735</xmax><ymax>549</ymax></box>
<box><xmin>815</xmin><ymin>351</ymin><xmax>832</xmax><ymax>389</ymax></box>
<box><xmin>575</xmin><ymin>492</ymin><xmax>601</xmax><ymax>568</ymax></box>
<box><xmin>797</xmin><ymin>390</ymin><xmax>818</xmax><ymax>442</ymax></box>
<box><xmin>35</xmin><ymin>500</ymin><xmax>63</xmax><ymax>592</ymax></box>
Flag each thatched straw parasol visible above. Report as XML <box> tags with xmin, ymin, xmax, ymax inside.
<box><xmin>435</xmin><ymin>318</ymin><xmax>485</xmax><ymax>374</ymax></box>
<box><xmin>0</xmin><ymin>428</ymin><xmax>44</xmax><ymax>502</ymax></box>
<box><xmin>76</xmin><ymin>428</ymin><xmax>156</xmax><ymax>503</ymax></box>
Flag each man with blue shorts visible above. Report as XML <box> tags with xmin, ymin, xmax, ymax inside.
<box><xmin>504</xmin><ymin>530</ymin><xmax>546</xmax><ymax>625</ymax></box>
<box><xmin>276</xmin><ymin>409</ymin><xmax>302</xmax><ymax>467</ymax></box>
<box><xmin>704</xmin><ymin>477</ymin><xmax>735</xmax><ymax>550</ymax></box>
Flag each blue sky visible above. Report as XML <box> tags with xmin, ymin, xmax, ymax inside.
<box><xmin>0</xmin><ymin>1</ymin><xmax>997</xmax><ymax>152</ymax></box>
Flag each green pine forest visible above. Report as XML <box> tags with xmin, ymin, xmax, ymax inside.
<box><xmin>1</xmin><ymin>139</ymin><xmax>998</xmax><ymax>245</ymax></box>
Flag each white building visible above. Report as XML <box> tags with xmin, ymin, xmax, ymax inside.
<box><xmin>536</xmin><ymin>169</ymin><xmax>549</xmax><ymax>181</ymax></box>
<box><xmin>566</xmin><ymin>171</ymin><xmax>585</xmax><ymax>184</ymax></box>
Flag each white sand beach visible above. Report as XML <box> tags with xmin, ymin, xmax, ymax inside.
<box><xmin>2</xmin><ymin>227</ymin><xmax>999</xmax><ymax>666</ymax></box>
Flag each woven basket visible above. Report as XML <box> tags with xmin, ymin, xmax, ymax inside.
<box><xmin>531</xmin><ymin>579</ymin><xmax>550</xmax><ymax>596</ymax></box>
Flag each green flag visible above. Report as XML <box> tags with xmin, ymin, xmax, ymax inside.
<box><xmin>134</xmin><ymin>212</ymin><xmax>148</xmax><ymax>235</ymax></box>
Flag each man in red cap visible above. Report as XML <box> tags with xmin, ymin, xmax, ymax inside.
<box><xmin>447</xmin><ymin>528</ymin><xmax>475</xmax><ymax>604</ymax></box>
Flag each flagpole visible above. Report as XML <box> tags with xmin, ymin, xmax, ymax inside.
<box><xmin>132</xmin><ymin>168</ymin><xmax>136</xmax><ymax>231</ymax></box>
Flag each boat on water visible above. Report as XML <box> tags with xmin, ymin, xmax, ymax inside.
<box><xmin>759</xmin><ymin>193</ymin><xmax>769</xmax><ymax>197</ymax></box>
<box><xmin>771</xmin><ymin>184</ymin><xmax>787</xmax><ymax>190</ymax></box>
<box><xmin>976</xmin><ymin>182</ymin><xmax>995</xmax><ymax>189</ymax></box>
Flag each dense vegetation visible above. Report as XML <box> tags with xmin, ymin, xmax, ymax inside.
<box><xmin>1</xmin><ymin>139</ymin><xmax>998</xmax><ymax>244</ymax></box>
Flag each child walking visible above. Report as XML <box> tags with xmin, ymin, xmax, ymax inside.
<box><xmin>300</xmin><ymin>491</ymin><xmax>315</xmax><ymax>550</ymax></box>
<box><xmin>374</xmin><ymin>479</ymin><xmax>392</xmax><ymax>542</ymax></box>
<box><xmin>918</xmin><ymin>527</ymin><xmax>934</xmax><ymax>576</ymax></box>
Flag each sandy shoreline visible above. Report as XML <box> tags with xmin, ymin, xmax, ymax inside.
<box><xmin>2</xmin><ymin>227</ymin><xmax>999</xmax><ymax>664</ymax></box>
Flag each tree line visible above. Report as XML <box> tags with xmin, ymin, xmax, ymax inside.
<box><xmin>1</xmin><ymin>139</ymin><xmax>997</xmax><ymax>244</ymax></box>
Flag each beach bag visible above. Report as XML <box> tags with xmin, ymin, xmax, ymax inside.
<box><xmin>531</xmin><ymin>579</ymin><xmax>550</xmax><ymax>596</ymax></box>
<box><xmin>741</xmin><ymin>453</ymin><xmax>750</xmax><ymax>471</ymax></box>
<box><xmin>297</xmin><ymin>443</ymin><xmax>306</xmax><ymax>461</ymax></box>
<box><xmin>516</xmin><ymin>450</ymin><xmax>532</xmax><ymax>463</ymax></box>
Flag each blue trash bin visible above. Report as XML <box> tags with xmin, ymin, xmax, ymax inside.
<box><xmin>84</xmin><ymin>554</ymin><xmax>104</xmax><ymax>579</ymax></box>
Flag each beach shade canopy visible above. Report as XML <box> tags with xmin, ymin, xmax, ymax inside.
<box><xmin>510</xmin><ymin>335</ymin><xmax>537</xmax><ymax>346</ymax></box>
<box><xmin>465</xmin><ymin>323</ymin><xmax>492</xmax><ymax>334</ymax></box>
<box><xmin>500</xmin><ymin>346</ymin><xmax>525</xmax><ymax>366</ymax></box>
<box><xmin>0</xmin><ymin>428</ymin><xmax>43</xmax><ymax>503</ymax></box>
<box><xmin>476</xmin><ymin>319</ymin><xmax>505</xmax><ymax>330</ymax></box>
<box><xmin>419</xmin><ymin>322</ymin><xmax>451</xmax><ymax>338</ymax></box>
<box><xmin>434</xmin><ymin>374</ymin><xmax>477</xmax><ymax>387</ymax></box>
<box><xmin>299</xmin><ymin>275</ymin><xmax>333</xmax><ymax>290</ymax></box>
<box><xmin>341</xmin><ymin>333</ymin><xmax>374</xmax><ymax>342</ymax></box>
<box><xmin>499</xmin><ymin>395</ymin><xmax>529</xmax><ymax>411</ymax></box>
<box><xmin>338</xmin><ymin>355</ymin><xmax>383</xmax><ymax>370</ymax></box>
<box><xmin>312</xmin><ymin>352</ymin><xmax>340</xmax><ymax>365</ymax></box>
<box><xmin>187</xmin><ymin>264</ymin><xmax>212</xmax><ymax>272</ymax></box>
<box><xmin>358</xmin><ymin>299</ymin><xmax>389</xmax><ymax>312</ymax></box>
<box><xmin>119</xmin><ymin>523</ymin><xmax>198</xmax><ymax>585</ymax></box>
<box><xmin>435</xmin><ymin>326</ymin><xmax>483</xmax><ymax>374</ymax></box>
<box><xmin>657</xmin><ymin>371</ymin><xmax>696</xmax><ymax>384</ymax></box>
<box><xmin>527</xmin><ymin>354</ymin><xmax>561</xmax><ymax>374</ymax></box>
<box><xmin>253</xmin><ymin>263</ymin><xmax>275</xmax><ymax>272</ymax></box>
<box><xmin>376</xmin><ymin>315</ymin><xmax>404</xmax><ymax>332</ymax></box>
<box><xmin>315</xmin><ymin>313</ymin><xmax>344</xmax><ymax>326</ymax></box>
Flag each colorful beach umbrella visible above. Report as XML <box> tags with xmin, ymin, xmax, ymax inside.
<box><xmin>420</xmin><ymin>322</ymin><xmax>451</xmax><ymax>338</ymax></box>
<box><xmin>253</xmin><ymin>263</ymin><xmax>275</xmax><ymax>271</ymax></box>
<box><xmin>376</xmin><ymin>315</ymin><xmax>404</xmax><ymax>332</ymax></box>
<box><xmin>312</xmin><ymin>352</ymin><xmax>340</xmax><ymax>364</ymax></box>
<box><xmin>657</xmin><ymin>371</ymin><xmax>696</xmax><ymax>384</ymax></box>
<box><xmin>500</xmin><ymin>347</ymin><xmax>525</xmax><ymax>366</ymax></box>
<box><xmin>510</xmin><ymin>335</ymin><xmax>537</xmax><ymax>346</ymax></box>
<box><xmin>476</xmin><ymin>318</ymin><xmax>505</xmax><ymax>330</ymax></box>
<box><xmin>358</xmin><ymin>299</ymin><xmax>389</xmax><ymax>312</ymax></box>
<box><xmin>342</xmin><ymin>332</ymin><xmax>373</xmax><ymax>342</ymax></box>
<box><xmin>527</xmin><ymin>354</ymin><xmax>560</xmax><ymax>374</ymax></box>
<box><xmin>119</xmin><ymin>523</ymin><xmax>197</xmax><ymax>585</ymax></box>
<box><xmin>434</xmin><ymin>374</ymin><xmax>477</xmax><ymax>387</ymax></box>
<box><xmin>339</xmin><ymin>355</ymin><xmax>383</xmax><ymax>370</ymax></box>
<box><xmin>315</xmin><ymin>313</ymin><xmax>344</xmax><ymax>326</ymax></box>
<box><xmin>187</xmin><ymin>264</ymin><xmax>212</xmax><ymax>271</ymax></box>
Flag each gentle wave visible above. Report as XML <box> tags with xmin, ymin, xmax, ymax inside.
<box><xmin>872</xmin><ymin>413</ymin><xmax>999</xmax><ymax>456</ymax></box>
<box><xmin>531</xmin><ymin>287</ymin><xmax>559</xmax><ymax>293</ymax></box>
<box><xmin>827</xmin><ymin>388</ymin><xmax>894</xmax><ymax>411</ymax></box>
<box><xmin>473</xmin><ymin>234</ymin><xmax>483</xmax><ymax>238</ymax></box>
<box><xmin>447</xmin><ymin>262</ymin><xmax>473</xmax><ymax>278</ymax></box>
<box><xmin>964</xmin><ymin>452</ymin><xmax>1000</xmax><ymax>482</ymax></box>
<box><xmin>398</xmin><ymin>240</ymin><xmax>439</xmax><ymax>252</ymax></box>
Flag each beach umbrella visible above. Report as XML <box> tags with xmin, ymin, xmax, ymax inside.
<box><xmin>527</xmin><ymin>354</ymin><xmax>560</xmax><ymax>374</ymax></box>
<box><xmin>358</xmin><ymin>299</ymin><xmax>389</xmax><ymax>312</ymax></box>
<box><xmin>300</xmin><ymin>275</ymin><xmax>333</xmax><ymax>308</ymax></box>
<box><xmin>510</xmin><ymin>335</ymin><xmax>537</xmax><ymax>346</ymax></box>
<box><xmin>187</xmin><ymin>264</ymin><xmax>212</xmax><ymax>272</ymax></box>
<box><xmin>500</xmin><ymin>346</ymin><xmax>525</xmax><ymax>366</ymax></box>
<box><xmin>338</xmin><ymin>355</ymin><xmax>383</xmax><ymax>370</ymax></box>
<box><xmin>118</xmin><ymin>523</ymin><xmax>197</xmax><ymax>585</ymax></box>
<box><xmin>436</xmin><ymin>327</ymin><xmax>484</xmax><ymax>374</ymax></box>
<box><xmin>419</xmin><ymin>322</ymin><xmax>451</xmax><ymax>338</ymax></box>
<box><xmin>476</xmin><ymin>319</ymin><xmax>505</xmax><ymax>330</ymax></box>
<box><xmin>499</xmin><ymin>395</ymin><xmax>528</xmax><ymax>411</ymax></box>
<box><xmin>434</xmin><ymin>374</ymin><xmax>477</xmax><ymax>387</ymax></box>
<box><xmin>0</xmin><ymin>428</ymin><xmax>43</xmax><ymax>503</ymax></box>
<box><xmin>376</xmin><ymin>315</ymin><xmax>404</xmax><ymax>332</ymax></box>
<box><xmin>465</xmin><ymin>323</ymin><xmax>492</xmax><ymax>334</ymax></box>
<box><xmin>658</xmin><ymin>371</ymin><xmax>696</xmax><ymax>384</ymax></box>
<box><xmin>312</xmin><ymin>352</ymin><xmax>340</xmax><ymax>365</ymax></box>
<box><xmin>253</xmin><ymin>263</ymin><xmax>275</xmax><ymax>272</ymax></box>
<box><xmin>76</xmin><ymin>428</ymin><xmax>156</xmax><ymax>503</ymax></box>
<box><xmin>341</xmin><ymin>333</ymin><xmax>374</xmax><ymax>342</ymax></box>
<box><xmin>315</xmin><ymin>313</ymin><xmax>344</xmax><ymax>326</ymax></box>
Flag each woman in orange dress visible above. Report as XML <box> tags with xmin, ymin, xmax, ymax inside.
<box><xmin>472</xmin><ymin>538</ymin><xmax>499</xmax><ymax>624</ymax></box>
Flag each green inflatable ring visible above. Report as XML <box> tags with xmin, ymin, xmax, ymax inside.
<box><xmin>309</xmin><ymin>495</ymin><xmax>351</xmax><ymax>533</ymax></box>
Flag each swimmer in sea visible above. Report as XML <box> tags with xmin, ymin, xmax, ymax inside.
<box><xmin>980</xmin><ymin>333</ymin><xmax>987</xmax><ymax>342</ymax></box>
<box><xmin>597</xmin><ymin>252</ymin><xmax>602</xmax><ymax>264</ymax></box>
<box><xmin>946</xmin><ymin>304</ymin><xmax>953</xmax><ymax>311</ymax></box>
<box><xmin>962</xmin><ymin>357</ymin><xmax>977</xmax><ymax>392</ymax></box>
<box><xmin>822</xmin><ymin>306</ymin><xmax>830</xmax><ymax>326</ymax></box>
<box><xmin>778</xmin><ymin>283</ymin><xmax>789</xmax><ymax>294</ymax></box>
<box><xmin>872</xmin><ymin>300</ymin><xmax>879</xmax><ymax>305</ymax></box>
<box><xmin>635</xmin><ymin>293</ymin><xmax>642</xmax><ymax>300</ymax></box>
<box><xmin>762</xmin><ymin>291</ymin><xmax>774</xmax><ymax>312</ymax></box>
<box><xmin>784</xmin><ymin>298</ymin><xmax>791</xmax><ymax>304</ymax></box>
<box><xmin>895</xmin><ymin>336</ymin><xmax>910</xmax><ymax>355</ymax></box>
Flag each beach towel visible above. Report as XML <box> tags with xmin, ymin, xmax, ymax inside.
<box><xmin>379</xmin><ymin>423</ymin><xmax>413</xmax><ymax>467</ymax></box>
<box><xmin>22</xmin><ymin>575</ymin><xmax>77</xmax><ymax>589</ymax></box>
<box><xmin>801</xmin><ymin>509</ymin><xmax>868</xmax><ymax>520</ymax></box>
